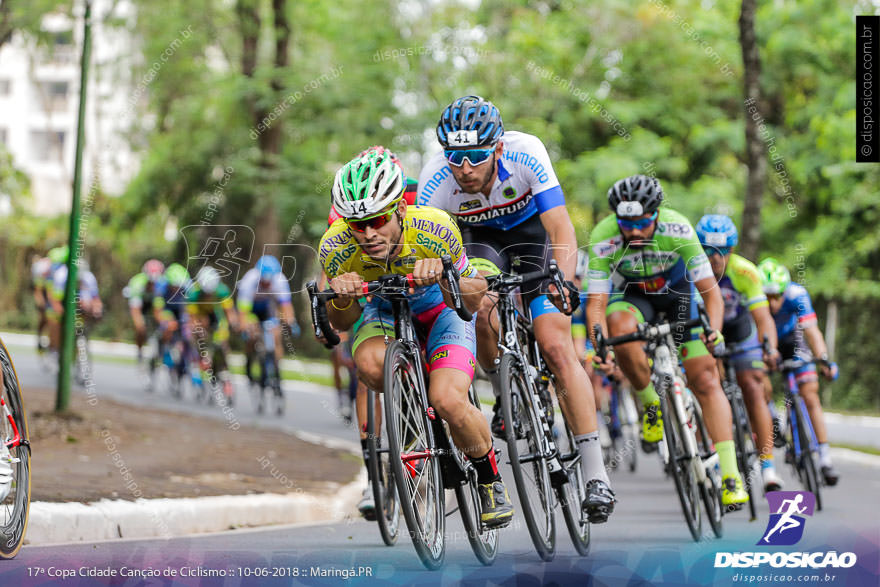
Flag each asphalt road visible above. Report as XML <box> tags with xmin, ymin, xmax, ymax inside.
<box><xmin>2</xmin><ymin>345</ymin><xmax>878</xmax><ymax>586</ymax></box>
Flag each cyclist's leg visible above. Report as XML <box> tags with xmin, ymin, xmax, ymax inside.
<box><xmin>422</xmin><ymin>305</ymin><xmax>514</xmax><ymax>527</ymax></box>
<box><xmin>730</xmin><ymin>326</ymin><xmax>780</xmax><ymax>488</ymax></box>
<box><xmin>460</xmin><ymin>232</ymin><xmax>508</xmax><ymax>371</ymax></box>
<box><xmin>675</xmin><ymin>290</ymin><xmax>746</xmax><ymax>503</ymax></box>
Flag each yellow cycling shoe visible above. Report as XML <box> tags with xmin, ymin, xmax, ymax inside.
<box><xmin>641</xmin><ymin>401</ymin><xmax>664</xmax><ymax>447</ymax></box>
<box><xmin>721</xmin><ymin>475</ymin><xmax>749</xmax><ymax>508</ymax></box>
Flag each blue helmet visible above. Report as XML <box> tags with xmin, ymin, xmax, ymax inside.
<box><xmin>696</xmin><ymin>214</ymin><xmax>738</xmax><ymax>249</ymax></box>
<box><xmin>256</xmin><ymin>255</ymin><xmax>282</xmax><ymax>279</ymax></box>
<box><xmin>437</xmin><ymin>95</ymin><xmax>504</xmax><ymax>149</ymax></box>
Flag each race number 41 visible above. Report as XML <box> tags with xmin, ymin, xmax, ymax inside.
<box><xmin>449</xmin><ymin>130</ymin><xmax>479</xmax><ymax>146</ymax></box>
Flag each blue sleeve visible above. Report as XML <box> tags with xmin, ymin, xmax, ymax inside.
<box><xmin>535</xmin><ymin>185</ymin><xmax>565</xmax><ymax>214</ymax></box>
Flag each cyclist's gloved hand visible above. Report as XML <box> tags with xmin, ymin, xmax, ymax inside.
<box><xmin>563</xmin><ymin>280</ymin><xmax>580</xmax><ymax>313</ymax></box>
<box><xmin>705</xmin><ymin>329</ymin><xmax>725</xmax><ymax>356</ymax></box>
<box><xmin>818</xmin><ymin>356</ymin><xmax>838</xmax><ymax>381</ymax></box>
<box><xmin>764</xmin><ymin>347</ymin><xmax>781</xmax><ymax>371</ymax></box>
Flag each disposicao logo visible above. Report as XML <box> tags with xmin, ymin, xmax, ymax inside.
<box><xmin>760</xmin><ymin>491</ymin><xmax>815</xmax><ymax>546</ymax></box>
<box><xmin>714</xmin><ymin>491</ymin><xmax>858</xmax><ymax>570</ymax></box>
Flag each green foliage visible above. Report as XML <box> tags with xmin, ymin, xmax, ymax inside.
<box><xmin>3</xmin><ymin>0</ymin><xmax>877</xmax><ymax>409</ymax></box>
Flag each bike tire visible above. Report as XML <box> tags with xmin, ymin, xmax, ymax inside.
<box><xmin>620</xmin><ymin>389</ymin><xmax>639</xmax><ymax>473</ymax></box>
<box><xmin>0</xmin><ymin>338</ymin><xmax>30</xmax><ymax>559</ymax></box>
<box><xmin>792</xmin><ymin>398</ymin><xmax>823</xmax><ymax>511</ymax></box>
<box><xmin>498</xmin><ymin>352</ymin><xmax>556</xmax><ymax>561</ymax></box>
<box><xmin>660</xmin><ymin>390</ymin><xmax>702</xmax><ymax>541</ymax></box>
<box><xmin>383</xmin><ymin>341</ymin><xmax>445</xmax><ymax>570</ymax></box>
<box><xmin>454</xmin><ymin>386</ymin><xmax>498</xmax><ymax>565</ymax></box>
<box><xmin>729</xmin><ymin>385</ymin><xmax>758</xmax><ymax>521</ymax></box>
<box><xmin>366</xmin><ymin>387</ymin><xmax>400</xmax><ymax>547</ymax></box>
<box><xmin>557</xmin><ymin>423</ymin><xmax>590</xmax><ymax>556</ymax></box>
<box><xmin>693</xmin><ymin>395</ymin><xmax>723</xmax><ymax>538</ymax></box>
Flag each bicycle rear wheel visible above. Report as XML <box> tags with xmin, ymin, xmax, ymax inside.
<box><xmin>383</xmin><ymin>341</ymin><xmax>445</xmax><ymax>570</ymax></box>
<box><xmin>692</xmin><ymin>395</ymin><xmax>723</xmax><ymax>538</ymax></box>
<box><xmin>366</xmin><ymin>387</ymin><xmax>400</xmax><ymax>547</ymax></box>
<box><xmin>0</xmin><ymin>338</ymin><xmax>30</xmax><ymax>558</ymax></box>
<box><xmin>557</xmin><ymin>423</ymin><xmax>590</xmax><ymax>556</ymax></box>
<box><xmin>791</xmin><ymin>398</ymin><xmax>822</xmax><ymax>511</ymax></box>
<box><xmin>454</xmin><ymin>386</ymin><xmax>498</xmax><ymax>565</ymax></box>
<box><xmin>660</xmin><ymin>390</ymin><xmax>702</xmax><ymax>541</ymax></box>
<box><xmin>499</xmin><ymin>352</ymin><xmax>556</xmax><ymax>561</ymax></box>
<box><xmin>619</xmin><ymin>388</ymin><xmax>639</xmax><ymax>473</ymax></box>
<box><xmin>728</xmin><ymin>384</ymin><xmax>758</xmax><ymax>521</ymax></box>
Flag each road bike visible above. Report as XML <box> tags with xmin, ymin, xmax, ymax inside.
<box><xmin>249</xmin><ymin>318</ymin><xmax>285</xmax><ymax>416</ymax></box>
<box><xmin>715</xmin><ymin>340</ymin><xmax>761</xmax><ymax>521</ymax></box>
<box><xmin>778</xmin><ymin>358</ymin><xmax>823</xmax><ymax>511</ymax></box>
<box><xmin>487</xmin><ymin>261</ymin><xmax>590</xmax><ymax>561</ymax></box>
<box><xmin>595</xmin><ymin>309</ymin><xmax>724</xmax><ymax>541</ymax></box>
<box><xmin>0</xmin><ymin>337</ymin><xmax>30</xmax><ymax>559</ymax></box>
<box><xmin>308</xmin><ymin>256</ymin><xmax>497</xmax><ymax>570</ymax></box>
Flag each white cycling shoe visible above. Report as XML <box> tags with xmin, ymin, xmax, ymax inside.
<box><xmin>762</xmin><ymin>467</ymin><xmax>784</xmax><ymax>493</ymax></box>
<box><xmin>357</xmin><ymin>486</ymin><xmax>376</xmax><ymax>521</ymax></box>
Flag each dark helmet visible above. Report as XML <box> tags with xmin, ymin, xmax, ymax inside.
<box><xmin>436</xmin><ymin>95</ymin><xmax>504</xmax><ymax>149</ymax></box>
<box><xmin>607</xmin><ymin>174</ymin><xmax>664</xmax><ymax>217</ymax></box>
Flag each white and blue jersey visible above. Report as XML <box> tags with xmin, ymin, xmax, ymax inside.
<box><xmin>417</xmin><ymin>131</ymin><xmax>566</xmax><ymax>230</ymax></box>
<box><xmin>236</xmin><ymin>268</ymin><xmax>292</xmax><ymax>320</ymax></box>
<box><xmin>772</xmin><ymin>283</ymin><xmax>817</xmax><ymax>340</ymax></box>
<box><xmin>51</xmin><ymin>265</ymin><xmax>99</xmax><ymax>302</ymax></box>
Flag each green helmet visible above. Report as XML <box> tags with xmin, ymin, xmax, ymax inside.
<box><xmin>48</xmin><ymin>245</ymin><xmax>69</xmax><ymax>265</ymax></box>
<box><xmin>164</xmin><ymin>263</ymin><xmax>189</xmax><ymax>288</ymax></box>
<box><xmin>757</xmin><ymin>257</ymin><xmax>791</xmax><ymax>295</ymax></box>
<box><xmin>331</xmin><ymin>150</ymin><xmax>404</xmax><ymax>220</ymax></box>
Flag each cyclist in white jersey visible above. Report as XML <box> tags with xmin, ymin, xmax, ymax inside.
<box><xmin>417</xmin><ymin>95</ymin><xmax>615</xmax><ymax>523</ymax></box>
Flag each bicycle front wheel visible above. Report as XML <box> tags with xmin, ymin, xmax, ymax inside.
<box><xmin>661</xmin><ymin>390</ymin><xmax>702</xmax><ymax>541</ymax></box>
<box><xmin>692</xmin><ymin>395</ymin><xmax>723</xmax><ymax>538</ymax></box>
<box><xmin>791</xmin><ymin>398</ymin><xmax>822</xmax><ymax>511</ymax></box>
<box><xmin>728</xmin><ymin>384</ymin><xmax>758</xmax><ymax>521</ymax></box>
<box><xmin>383</xmin><ymin>341</ymin><xmax>445</xmax><ymax>570</ymax></box>
<box><xmin>366</xmin><ymin>387</ymin><xmax>400</xmax><ymax>547</ymax></box>
<box><xmin>499</xmin><ymin>352</ymin><xmax>556</xmax><ymax>561</ymax></box>
<box><xmin>0</xmin><ymin>338</ymin><xmax>30</xmax><ymax>559</ymax></box>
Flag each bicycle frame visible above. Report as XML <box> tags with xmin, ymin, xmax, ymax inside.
<box><xmin>492</xmin><ymin>281</ymin><xmax>566</xmax><ymax>477</ymax></box>
<box><xmin>783</xmin><ymin>368</ymin><xmax>819</xmax><ymax>460</ymax></box>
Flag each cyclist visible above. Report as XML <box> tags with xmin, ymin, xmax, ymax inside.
<box><xmin>186</xmin><ymin>265</ymin><xmax>239</xmax><ymax>404</ymax></box>
<box><xmin>124</xmin><ymin>259</ymin><xmax>166</xmax><ymax>365</ymax></box>
<box><xmin>587</xmin><ymin>175</ymin><xmax>749</xmax><ymax>507</ymax></box>
<box><xmin>758</xmin><ymin>257</ymin><xmax>840</xmax><ymax>486</ymax></box>
<box><xmin>320</xmin><ymin>150</ymin><xmax>515</xmax><ymax>529</ymax></box>
<box><xmin>417</xmin><ymin>95</ymin><xmax>615</xmax><ymax>523</ymax></box>
<box><xmin>30</xmin><ymin>255</ymin><xmax>53</xmax><ymax>354</ymax></box>
<box><xmin>327</xmin><ymin>145</ymin><xmax>416</xmax><ymax>519</ymax></box>
<box><xmin>237</xmin><ymin>254</ymin><xmax>298</xmax><ymax>389</ymax></box>
<box><xmin>696</xmin><ymin>215</ymin><xmax>783</xmax><ymax>492</ymax></box>
<box><xmin>152</xmin><ymin>263</ymin><xmax>192</xmax><ymax>380</ymax></box>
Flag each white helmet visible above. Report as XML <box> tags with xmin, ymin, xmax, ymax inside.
<box><xmin>331</xmin><ymin>150</ymin><xmax>404</xmax><ymax>220</ymax></box>
<box><xmin>196</xmin><ymin>265</ymin><xmax>221</xmax><ymax>294</ymax></box>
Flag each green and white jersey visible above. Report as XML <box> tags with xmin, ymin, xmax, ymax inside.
<box><xmin>587</xmin><ymin>207</ymin><xmax>712</xmax><ymax>294</ymax></box>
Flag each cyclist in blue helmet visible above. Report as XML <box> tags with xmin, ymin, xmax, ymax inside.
<box><xmin>696</xmin><ymin>214</ymin><xmax>784</xmax><ymax>492</ymax></box>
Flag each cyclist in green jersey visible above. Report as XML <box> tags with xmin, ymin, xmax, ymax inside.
<box><xmin>587</xmin><ymin>175</ymin><xmax>749</xmax><ymax>507</ymax></box>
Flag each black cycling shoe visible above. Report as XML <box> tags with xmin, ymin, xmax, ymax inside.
<box><xmin>582</xmin><ymin>479</ymin><xmax>616</xmax><ymax>524</ymax></box>
<box><xmin>772</xmin><ymin>417</ymin><xmax>786</xmax><ymax>448</ymax></box>
<box><xmin>821</xmin><ymin>464</ymin><xmax>840</xmax><ymax>487</ymax></box>
<box><xmin>491</xmin><ymin>403</ymin><xmax>506</xmax><ymax>440</ymax></box>
<box><xmin>478</xmin><ymin>480</ymin><xmax>515</xmax><ymax>529</ymax></box>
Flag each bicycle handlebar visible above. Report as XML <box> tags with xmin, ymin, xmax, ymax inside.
<box><xmin>485</xmin><ymin>258</ymin><xmax>573</xmax><ymax>314</ymax></box>
<box><xmin>593</xmin><ymin>305</ymin><xmax>714</xmax><ymax>362</ymax></box>
<box><xmin>307</xmin><ymin>255</ymin><xmax>472</xmax><ymax>348</ymax></box>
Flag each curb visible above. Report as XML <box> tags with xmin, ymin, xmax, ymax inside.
<box><xmin>26</xmin><ymin>470</ymin><xmax>366</xmax><ymax>546</ymax></box>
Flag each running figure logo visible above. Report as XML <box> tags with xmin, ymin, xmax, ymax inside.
<box><xmin>759</xmin><ymin>491</ymin><xmax>816</xmax><ymax>546</ymax></box>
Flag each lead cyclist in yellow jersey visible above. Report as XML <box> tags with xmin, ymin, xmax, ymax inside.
<box><xmin>318</xmin><ymin>150</ymin><xmax>514</xmax><ymax>529</ymax></box>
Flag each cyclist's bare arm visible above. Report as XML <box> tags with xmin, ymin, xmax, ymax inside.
<box><xmin>327</xmin><ymin>271</ymin><xmax>365</xmax><ymax>331</ymax></box>
<box><xmin>696</xmin><ymin>275</ymin><xmax>724</xmax><ymax>337</ymax></box>
<box><xmin>539</xmin><ymin>206</ymin><xmax>578</xmax><ymax>281</ymax></box>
